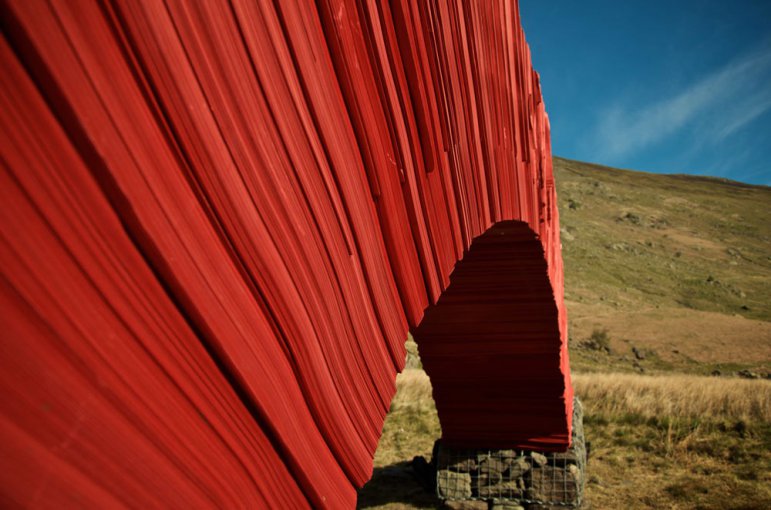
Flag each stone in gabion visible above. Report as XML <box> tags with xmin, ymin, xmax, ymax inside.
<box><xmin>438</xmin><ymin>449</ymin><xmax>477</xmax><ymax>472</ymax></box>
<box><xmin>438</xmin><ymin>470</ymin><xmax>472</xmax><ymax>499</ymax></box>
<box><xmin>507</xmin><ymin>456</ymin><xmax>530</xmax><ymax>478</ymax></box>
<box><xmin>478</xmin><ymin>480</ymin><xmax>523</xmax><ymax>498</ymax></box>
<box><xmin>525</xmin><ymin>464</ymin><xmax>581</xmax><ymax>503</ymax></box>
<box><xmin>479</xmin><ymin>456</ymin><xmax>507</xmax><ymax>475</ymax></box>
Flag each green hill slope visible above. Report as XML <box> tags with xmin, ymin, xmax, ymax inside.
<box><xmin>554</xmin><ymin>157</ymin><xmax>771</xmax><ymax>375</ymax></box>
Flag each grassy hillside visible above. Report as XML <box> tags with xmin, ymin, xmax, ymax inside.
<box><xmin>358</xmin><ymin>158</ymin><xmax>771</xmax><ymax>509</ymax></box>
<box><xmin>554</xmin><ymin>157</ymin><xmax>771</xmax><ymax>376</ymax></box>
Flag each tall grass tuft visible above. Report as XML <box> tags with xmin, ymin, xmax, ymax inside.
<box><xmin>573</xmin><ymin>372</ymin><xmax>771</xmax><ymax>422</ymax></box>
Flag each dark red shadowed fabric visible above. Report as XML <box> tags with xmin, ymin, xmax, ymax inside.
<box><xmin>0</xmin><ymin>0</ymin><xmax>570</xmax><ymax>508</ymax></box>
<box><xmin>414</xmin><ymin>220</ymin><xmax>571</xmax><ymax>450</ymax></box>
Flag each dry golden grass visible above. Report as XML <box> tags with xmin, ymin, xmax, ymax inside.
<box><xmin>372</xmin><ymin>369</ymin><xmax>439</xmax><ymax>468</ymax></box>
<box><xmin>395</xmin><ymin>364</ymin><xmax>771</xmax><ymax>423</ymax></box>
<box><xmin>573</xmin><ymin>372</ymin><xmax>771</xmax><ymax>422</ymax></box>
<box><xmin>358</xmin><ymin>369</ymin><xmax>441</xmax><ymax>509</ymax></box>
<box><xmin>574</xmin><ymin>372</ymin><xmax>771</xmax><ymax>509</ymax></box>
<box><xmin>390</xmin><ymin>369</ymin><xmax>434</xmax><ymax>410</ymax></box>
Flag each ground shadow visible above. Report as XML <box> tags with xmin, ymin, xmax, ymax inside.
<box><xmin>357</xmin><ymin>460</ymin><xmax>443</xmax><ymax>509</ymax></box>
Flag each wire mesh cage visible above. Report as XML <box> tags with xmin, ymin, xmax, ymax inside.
<box><xmin>435</xmin><ymin>398</ymin><xmax>585</xmax><ymax>508</ymax></box>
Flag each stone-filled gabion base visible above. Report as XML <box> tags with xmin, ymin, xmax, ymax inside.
<box><xmin>434</xmin><ymin>397</ymin><xmax>586</xmax><ymax>509</ymax></box>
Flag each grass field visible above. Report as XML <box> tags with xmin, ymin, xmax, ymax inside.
<box><xmin>574</xmin><ymin>373</ymin><xmax>771</xmax><ymax>509</ymax></box>
<box><xmin>358</xmin><ymin>158</ymin><xmax>771</xmax><ymax>509</ymax></box>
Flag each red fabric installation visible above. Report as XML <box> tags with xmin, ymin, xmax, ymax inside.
<box><xmin>0</xmin><ymin>0</ymin><xmax>570</xmax><ymax>508</ymax></box>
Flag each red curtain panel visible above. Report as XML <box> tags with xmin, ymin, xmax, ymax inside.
<box><xmin>0</xmin><ymin>1</ymin><xmax>570</xmax><ymax>507</ymax></box>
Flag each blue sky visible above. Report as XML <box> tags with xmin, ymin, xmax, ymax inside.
<box><xmin>520</xmin><ymin>0</ymin><xmax>771</xmax><ymax>185</ymax></box>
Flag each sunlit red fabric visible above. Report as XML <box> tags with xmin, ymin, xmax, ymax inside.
<box><xmin>0</xmin><ymin>0</ymin><xmax>570</xmax><ymax>507</ymax></box>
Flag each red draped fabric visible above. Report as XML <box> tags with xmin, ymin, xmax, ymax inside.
<box><xmin>1</xmin><ymin>1</ymin><xmax>570</xmax><ymax>507</ymax></box>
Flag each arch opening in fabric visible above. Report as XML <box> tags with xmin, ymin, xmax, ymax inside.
<box><xmin>412</xmin><ymin>220</ymin><xmax>573</xmax><ymax>451</ymax></box>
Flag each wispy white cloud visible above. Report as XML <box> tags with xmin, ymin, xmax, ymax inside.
<box><xmin>591</xmin><ymin>43</ymin><xmax>771</xmax><ymax>161</ymax></box>
<box><xmin>714</xmin><ymin>91</ymin><xmax>771</xmax><ymax>141</ymax></box>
